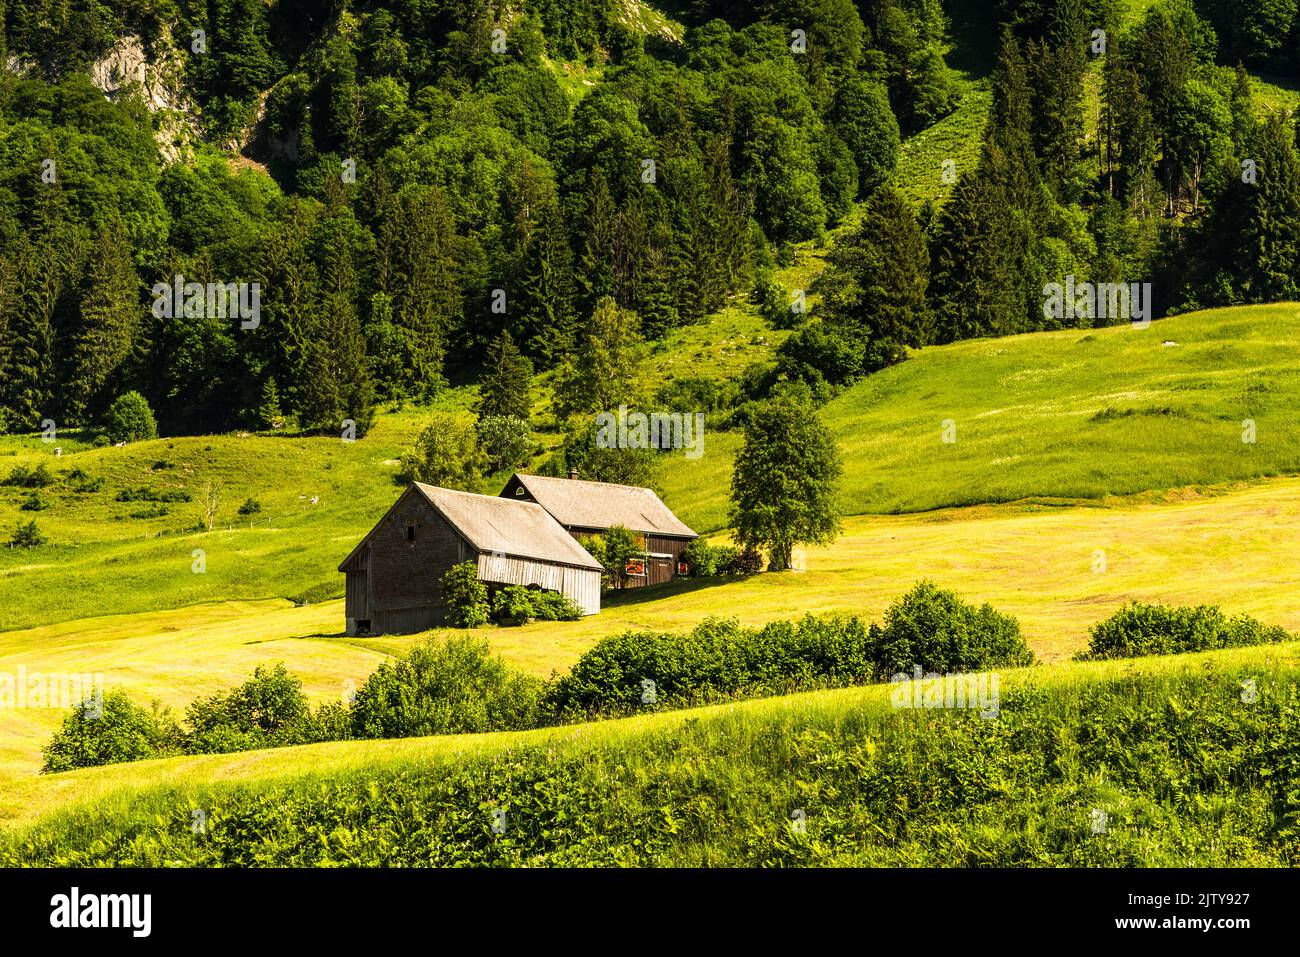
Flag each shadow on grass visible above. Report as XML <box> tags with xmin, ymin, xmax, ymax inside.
<box><xmin>599</xmin><ymin>574</ymin><xmax>753</xmax><ymax>610</ymax></box>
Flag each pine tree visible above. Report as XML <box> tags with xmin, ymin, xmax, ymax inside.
<box><xmin>476</xmin><ymin>330</ymin><xmax>533</xmax><ymax>421</ymax></box>
<box><xmin>64</xmin><ymin>215</ymin><xmax>139</xmax><ymax>424</ymax></box>
<box><xmin>518</xmin><ymin>201</ymin><xmax>578</xmax><ymax>363</ymax></box>
<box><xmin>819</xmin><ymin>186</ymin><xmax>931</xmax><ymax>348</ymax></box>
<box><xmin>1245</xmin><ymin>112</ymin><xmax>1300</xmax><ymax>301</ymax></box>
<box><xmin>2</xmin><ymin>234</ymin><xmax>59</xmax><ymax>431</ymax></box>
<box><xmin>576</xmin><ymin>169</ymin><xmax>618</xmax><ymax>312</ymax></box>
<box><xmin>298</xmin><ymin>225</ymin><xmax>375</xmax><ymax>436</ymax></box>
<box><xmin>257</xmin><ymin>376</ymin><xmax>283</xmax><ymax>430</ymax></box>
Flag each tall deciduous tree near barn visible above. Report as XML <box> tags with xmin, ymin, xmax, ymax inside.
<box><xmin>730</xmin><ymin>395</ymin><xmax>842</xmax><ymax>571</ymax></box>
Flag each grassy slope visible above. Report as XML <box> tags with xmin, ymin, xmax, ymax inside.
<box><xmin>3</xmin><ymin>465</ymin><xmax>1299</xmax><ymax>789</ymax></box>
<box><xmin>658</xmin><ymin>303</ymin><xmax>1300</xmax><ymax>531</ymax></box>
<box><xmin>3</xmin><ymin>639</ymin><xmax>1295</xmax><ymax>857</ymax></box>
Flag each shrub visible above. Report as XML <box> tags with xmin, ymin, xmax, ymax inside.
<box><xmin>1077</xmin><ymin>602</ymin><xmax>1292</xmax><ymax>661</ymax></box>
<box><xmin>184</xmin><ymin>664</ymin><xmax>313</xmax><ymax>755</ymax></box>
<box><xmin>104</xmin><ymin>391</ymin><xmax>158</xmax><ymax>444</ymax></box>
<box><xmin>490</xmin><ymin>585</ymin><xmax>582</xmax><ymax>625</ymax></box>
<box><xmin>41</xmin><ymin>690</ymin><xmax>184</xmax><ymax>773</ymax></box>
<box><xmin>869</xmin><ymin>581</ymin><xmax>1035</xmax><ymax>679</ymax></box>
<box><xmin>492</xmin><ymin>584</ymin><xmax>537</xmax><ymax>624</ymax></box>
<box><xmin>350</xmin><ymin>635</ymin><xmax>542</xmax><ymax>738</ymax></box>
<box><xmin>586</xmin><ymin>524</ymin><xmax>642</xmax><ymax>589</ymax></box>
<box><xmin>8</xmin><ymin>520</ymin><xmax>45</xmax><ymax>548</ymax></box>
<box><xmin>128</xmin><ymin>505</ymin><xmax>169</xmax><ymax>519</ymax></box>
<box><xmin>238</xmin><ymin>497</ymin><xmax>262</xmax><ymax>516</ymax></box>
<box><xmin>398</xmin><ymin>411</ymin><xmax>486</xmax><ymax>491</ymax></box>
<box><xmin>727</xmin><ymin>546</ymin><xmax>764</xmax><ymax>575</ymax></box>
<box><xmin>682</xmin><ymin>539</ymin><xmax>739</xmax><ymax>577</ymax></box>
<box><xmin>1</xmin><ymin>463</ymin><xmax>54</xmax><ymax>488</ymax></box>
<box><xmin>19</xmin><ymin>491</ymin><xmax>47</xmax><ymax>511</ymax></box>
<box><xmin>527</xmin><ymin>590</ymin><xmax>581</xmax><ymax>621</ymax></box>
<box><xmin>442</xmin><ymin>561</ymin><xmax>489</xmax><ymax>627</ymax></box>
<box><xmin>654</xmin><ymin>376</ymin><xmax>741</xmax><ymax>414</ymax></box>
<box><xmin>544</xmin><ymin>614</ymin><xmax>875</xmax><ymax>719</ymax></box>
<box><xmin>115</xmin><ymin>487</ymin><xmax>191</xmax><ymax>503</ymax></box>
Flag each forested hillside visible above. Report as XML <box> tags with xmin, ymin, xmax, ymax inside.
<box><xmin>0</xmin><ymin>0</ymin><xmax>1297</xmax><ymax>474</ymax></box>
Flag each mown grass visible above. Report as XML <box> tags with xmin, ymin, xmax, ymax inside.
<box><xmin>890</xmin><ymin>80</ymin><xmax>990</xmax><ymax>209</ymax></box>
<box><xmin>2</xmin><ymin>641</ymin><xmax>1296</xmax><ymax>864</ymax></box>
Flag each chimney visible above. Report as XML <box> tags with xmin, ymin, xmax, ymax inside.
<box><xmin>568</xmin><ymin>467</ymin><xmax>580</xmax><ymax>481</ymax></box>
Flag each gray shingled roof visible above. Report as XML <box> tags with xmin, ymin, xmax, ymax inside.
<box><xmin>508</xmin><ymin>474</ymin><xmax>697</xmax><ymax>539</ymax></box>
<box><xmin>415</xmin><ymin>483</ymin><xmax>602</xmax><ymax>570</ymax></box>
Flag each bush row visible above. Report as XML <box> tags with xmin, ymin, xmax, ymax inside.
<box><xmin>14</xmin><ymin>667</ymin><xmax>1300</xmax><ymax>867</ymax></box>
<box><xmin>43</xmin><ymin>591</ymin><xmax>1296</xmax><ymax>773</ymax></box>
<box><xmin>1076</xmin><ymin>602</ymin><xmax>1292</xmax><ymax>660</ymax></box>
<box><xmin>545</xmin><ymin>581</ymin><xmax>1033</xmax><ymax>718</ymax></box>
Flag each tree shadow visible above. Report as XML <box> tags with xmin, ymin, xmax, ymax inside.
<box><xmin>599</xmin><ymin>574</ymin><xmax>754</xmax><ymax>609</ymax></box>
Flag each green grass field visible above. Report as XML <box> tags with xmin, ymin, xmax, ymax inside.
<box><xmin>659</xmin><ymin>303</ymin><xmax>1300</xmax><ymax>531</ymax></box>
<box><xmin>3</xmin><ymin>640</ymin><xmax>1296</xmax><ymax>864</ymax></box>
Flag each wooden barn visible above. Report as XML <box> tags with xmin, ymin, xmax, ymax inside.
<box><xmin>500</xmin><ymin>472</ymin><xmax>698</xmax><ymax>588</ymax></box>
<box><xmin>338</xmin><ymin>483</ymin><xmax>603</xmax><ymax>635</ymax></box>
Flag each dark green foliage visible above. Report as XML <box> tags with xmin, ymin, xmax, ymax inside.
<box><xmin>41</xmin><ymin>690</ymin><xmax>183</xmax><ymax>774</ymax></box>
<box><xmin>816</xmin><ymin>185</ymin><xmax>930</xmax><ymax>358</ymax></box>
<box><xmin>491</xmin><ymin>585</ymin><xmax>582</xmax><ymax>624</ymax></box>
<box><xmin>2</xmin><ymin>462</ymin><xmax>54</xmax><ymax>488</ymax></box>
<box><xmin>441</xmin><ymin>561</ymin><xmax>489</xmax><ymax>628</ymax></box>
<box><xmin>19</xmin><ymin>490</ymin><xmax>47</xmax><ymax>511</ymax></box>
<box><xmin>544</xmin><ymin>614</ymin><xmax>878</xmax><ymax>718</ymax></box>
<box><xmin>476</xmin><ymin>330</ymin><xmax>533</xmax><ymax>421</ymax></box>
<box><xmin>1077</xmin><ymin>602</ymin><xmax>1292</xmax><ymax>660</ymax></box>
<box><xmin>350</xmin><ymin>635</ymin><xmax>542</xmax><ymax>738</ymax></box>
<box><xmin>184</xmin><ymin>663</ymin><xmax>316</xmax><ymax>755</ymax></box>
<box><xmin>869</xmin><ymin>581</ymin><xmax>1036</xmax><ymax>679</ymax></box>
<box><xmin>8</xmin><ymin>519</ymin><xmax>46</xmax><ymax>547</ymax></box>
<box><xmin>115</xmin><ymin>487</ymin><xmax>191</xmax><ymax>503</ymax></box>
<box><xmin>830</xmin><ymin>77</ymin><xmax>900</xmax><ymax>196</ymax></box>
<box><xmin>237</xmin><ymin>497</ymin><xmax>262</xmax><ymax>516</ymax></box>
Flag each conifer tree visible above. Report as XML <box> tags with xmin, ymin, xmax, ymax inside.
<box><xmin>819</xmin><ymin>186</ymin><xmax>931</xmax><ymax>348</ymax></box>
<box><xmin>64</xmin><ymin>215</ymin><xmax>139</xmax><ymax>423</ymax></box>
<box><xmin>476</xmin><ymin>330</ymin><xmax>533</xmax><ymax>421</ymax></box>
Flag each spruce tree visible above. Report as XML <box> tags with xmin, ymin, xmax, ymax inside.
<box><xmin>819</xmin><ymin>186</ymin><xmax>931</xmax><ymax>349</ymax></box>
<box><xmin>1245</xmin><ymin>112</ymin><xmax>1300</xmax><ymax>301</ymax></box>
<box><xmin>519</xmin><ymin>201</ymin><xmax>578</xmax><ymax>363</ymax></box>
<box><xmin>64</xmin><ymin>215</ymin><xmax>139</xmax><ymax>424</ymax></box>
<box><xmin>476</xmin><ymin>330</ymin><xmax>533</xmax><ymax>421</ymax></box>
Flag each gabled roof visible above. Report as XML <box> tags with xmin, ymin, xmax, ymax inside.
<box><xmin>506</xmin><ymin>473</ymin><xmax>697</xmax><ymax>539</ymax></box>
<box><xmin>339</xmin><ymin>484</ymin><xmax>602</xmax><ymax>572</ymax></box>
<box><xmin>416</xmin><ymin>483</ymin><xmax>602</xmax><ymax>569</ymax></box>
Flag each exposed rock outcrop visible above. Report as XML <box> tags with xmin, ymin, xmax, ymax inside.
<box><xmin>88</xmin><ymin>33</ymin><xmax>199</xmax><ymax>165</ymax></box>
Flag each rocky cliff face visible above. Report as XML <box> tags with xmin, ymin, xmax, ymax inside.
<box><xmin>88</xmin><ymin>33</ymin><xmax>198</xmax><ymax>165</ymax></box>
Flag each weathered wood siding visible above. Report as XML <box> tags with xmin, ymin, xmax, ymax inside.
<box><xmin>347</xmin><ymin>488</ymin><xmax>472</xmax><ymax>633</ymax></box>
<box><xmin>477</xmin><ymin>553</ymin><xmax>601</xmax><ymax>615</ymax></box>
<box><xmin>345</xmin><ymin>569</ymin><xmax>369</xmax><ymax>620</ymax></box>
<box><xmin>569</xmin><ymin>528</ymin><xmax>691</xmax><ymax>588</ymax></box>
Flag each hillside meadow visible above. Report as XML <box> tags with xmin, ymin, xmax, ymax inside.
<box><xmin>659</xmin><ymin>304</ymin><xmax>1300</xmax><ymax>531</ymax></box>
<box><xmin>2</xmin><ymin>470</ymin><xmax>1299</xmax><ymax>790</ymax></box>
<box><xmin>1</xmin><ymin>641</ymin><xmax>1296</xmax><ymax>865</ymax></box>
